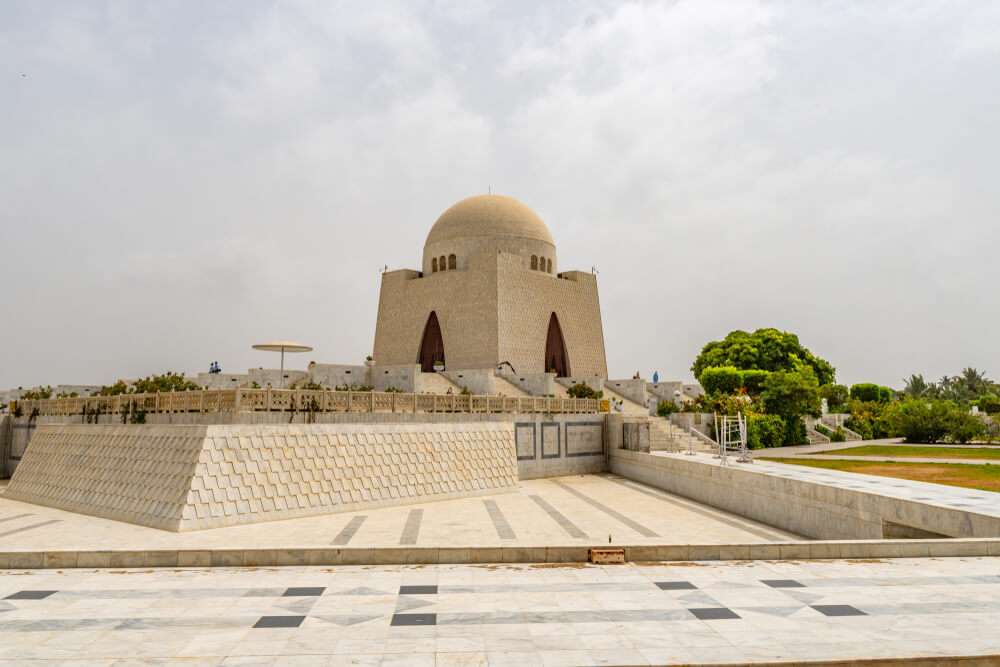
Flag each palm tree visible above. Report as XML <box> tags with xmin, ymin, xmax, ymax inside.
<box><xmin>902</xmin><ymin>374</ymin><xmax>930</xmax><ymax>398</ymax></box>
<box><xmin>960</xmin><ymin>367</ymin><xmax>990</xmax><ymax>397</ymax></box>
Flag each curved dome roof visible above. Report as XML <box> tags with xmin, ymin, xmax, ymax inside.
<box><xmin>424</xmin><ymin>194</ymin><xmax>555</xmax><ymax>248</ymax></box>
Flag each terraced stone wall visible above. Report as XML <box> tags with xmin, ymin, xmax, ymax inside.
<box><xmin>5</xmin><ymin>422</ymin><xmax>518</xmax><ymax>531</ymax></box>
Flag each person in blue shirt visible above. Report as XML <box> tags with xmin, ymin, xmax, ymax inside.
<box><xmin>653</xmin><ymin>371</ymin><xmax>659</xmax><ymax>383</ymax></box>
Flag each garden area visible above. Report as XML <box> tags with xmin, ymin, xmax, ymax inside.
<box><xmin>680</xmin><ymin>328</ymin><xmax>999</xmax><ymax>450</ymax></box>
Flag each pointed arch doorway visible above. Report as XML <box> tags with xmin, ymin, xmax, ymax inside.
<box><xmin>544</xmin><ymin>313</ymin><xmax>570</xmax><ymax>377</ymax></box>
<box><xmin>417</xmin><ymin>311</ymin><xmax>445</xmax><ymax>372</ymax></box>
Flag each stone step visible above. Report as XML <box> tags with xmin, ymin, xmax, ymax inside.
<box><xmin>602</xmin><ymin>388</ymin><xmax>649</xmax><ymax>415</ymax></box>
<box><xmin>419</xmin><ymin>372</ymin><xmax>464</xmax><ymax>395</ymax></box>
<box><xmin>491</xmin><ymin>376</ymin><xmax>533</xmax><ymax>398</ymax></box>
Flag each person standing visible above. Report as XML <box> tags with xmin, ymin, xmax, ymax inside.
<box><xmin>653</xmin><ymin>371</ymin><xmax>659</xmax><ymax>383</ymax></box>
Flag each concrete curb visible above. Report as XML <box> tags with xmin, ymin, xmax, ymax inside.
<box><xmin>2</xmin><ymin>538</ymin><xmax>999</xmax><ymax>569</ymax></box>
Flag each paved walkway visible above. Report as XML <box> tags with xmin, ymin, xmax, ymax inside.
<box><xmin>1</xmin><ymin>557</ymin><xmax>998</xmax><ymax>664</ymax></box>
<box><xmin>0</xmin><ymin>474</ymin><xmax>799</xmax><ymax>551</ymax></box>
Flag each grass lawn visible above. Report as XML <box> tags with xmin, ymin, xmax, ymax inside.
<box><xmin>818</xmin><ymin>445</ymin><xmax>1000</xmax><ymax>460</ymax></box>
<box><xmin>759</xmin><ymin>458</ymin><xmax>1000</xmax><ymax>493</ymax></box>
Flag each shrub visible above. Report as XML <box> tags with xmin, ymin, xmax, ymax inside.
<box><xmin>783</xmin><ymin>417</ymin><xmax>808</xmax><ymax>446</ymax></box>
<box><xmin>742</xmin><ymin>370</ymin><xmax>770</xmax><ymax>396</ymax></box>
<box><xmin>978</xmin><ymin>395</ymin><xmax>1000</xmax><ymax>414</ymax></box>
<box><xmin>20</xmin><ymin>386</ymin><xmax>54</xmax><ymax>400</ymax></box>
<box><xmin>850</xmin><ymin>383</ymin><xmax>882</xmax><ymax>403</ymax></box>
<box><xmin>844</xmin><ymin>398</ymin><xmax>894</xmax><ymax>440</ymax></box>
<box><xmin>814</xmin><ymin>423</ymin><xmax>832</xmax><ymax>438</ymax></box>
<box><xmin>947</xmin><ymin>410</ymin><xmax>986</xmax><ymax>443</ymax></box>
<box><xmin>761</xmin><ymin>369</ymin><xmax>822</xmax><ymax>421</ymax></box>
<box><xmin>334</xmin><ymin>383</ymin><xmax>374</xmax><ymax>392</ymax></box>
<box><xmin>820</xmin><ymin>384</ymin><xmax>849</xmax><ymax>412</ymax></box>
<box><xmin>656</xmin><ymin>400</ymin><xmax>678</xmax><ymax>416</ymax></box>
<box><xmin>888</xmin><ymin>399</ymin><xmax>953</xmax><ymax>443</ymax></box>
<box><xmin>878</xmin><ymin>386</ymin><xmax>893</xmax><ymax>403</ymax></box>
<box><xmin>831</xmin><ymin>426</ymin><xmax>847</xmax><ymax>442</ymax></box>
<box><xmin>288</xmin><ymin>380</ymin><xmax>327</xmax><ymax>391</ymax></box>
<box><xmin>699</xmin><ymin>367</ymin><xmax>744</xmax><ymax>396</ymax></box>
<box><xmin>567</xmin><ymin>382</ymin><xmax>602</xmax><ymax>399</ymax></box>
<box><xmin>746</xmin><ymin>414</ymin><xmax>785</xmax><ymax>449</ymax></box>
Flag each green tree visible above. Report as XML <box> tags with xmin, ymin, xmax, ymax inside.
<box><xmin>692</xmin><ymin>328</ymin><xmax>835</xmax><ymax>386</ymax></box>
<box><xmin>901</xmin><ymin>374</ymin><xmax>931</xmax><ymax>399</ymax></box>
<box><xmin>698</xmin><ymin>367</ymin><xmax>743</xmax><ymax>396</ymax></box>
<box><xmin>761</xmin><ymin>368</ymin><xmax>821</xmax><ymax>446</ymax></box>
<box><xmin>819</xmin><ymin>384</ymin><xmax>849</xmax><ymax>412</ymax></box>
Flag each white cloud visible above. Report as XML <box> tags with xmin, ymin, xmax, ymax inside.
<box><xmin>1</xmin><ymin>0</ymin><xmax>999</xmax><ymax>389</ymax></box>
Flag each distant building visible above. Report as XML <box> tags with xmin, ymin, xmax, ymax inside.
<box><xmin>373</xmin><ymin>194</ymin><xmax>608</xmax><ymax>377</ymax></box>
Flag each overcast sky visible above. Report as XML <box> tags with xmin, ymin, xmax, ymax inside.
<box><xmin>2</xmin><ymin>1</ymin><xmax>998</xmax><ymax>391</ymax></box>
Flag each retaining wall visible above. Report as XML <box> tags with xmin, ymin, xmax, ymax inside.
<box><xmin>6</xmin><ymin>422</ymin><xmax>518</xmax><ymax>531</ymax></box>
<box><xmin>609</xmin><ymin>448</ymin><xmax>1000</xmax><ymax>539</ymax></box>
<box><xmin>515</xmin><ymin>414</ymin><xmax>606</xmax><ymax>479</ymax></box>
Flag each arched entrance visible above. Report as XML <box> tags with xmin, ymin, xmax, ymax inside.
<box><xmin>417</xmin><ymin>311</ymin><xmax>445</xmax><ymax>372</ymax></box>
<box><xmin>544</xmin><ymin>313</ymin><xmax>570</xmax><ymax>377</ymax></box>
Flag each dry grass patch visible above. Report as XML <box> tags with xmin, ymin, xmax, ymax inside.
<box><xmin>823</xmin><ymin>445</ymin><xmax>1000</xmax><ymax>460</ymax></box>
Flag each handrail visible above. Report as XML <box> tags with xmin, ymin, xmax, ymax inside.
<box><xmin>9</xmin><ymin>388</ymin><xmax>603</xmax><ymax>417</ymax></box>
<box><xmin>689</xmin><ymin>427</ymin><xmax>717</xmax><ymax>446</ymax></box>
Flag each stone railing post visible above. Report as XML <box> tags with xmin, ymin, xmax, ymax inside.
<box><xmin>266</xmin><ymin>387</ymin><xmax>272</xmax><ymax>412</ymax></box>
<box><xmin>347</xmin><ymin>391</ymin><xmax>352</xmax><ymax>412</ymax></box>
<box><xmin>235</xmin><ymin>387</ymin><xmax>242</xmax><ymax>412</ymax></box>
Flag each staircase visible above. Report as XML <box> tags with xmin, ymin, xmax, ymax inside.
<box><xmin>602</xmin><ymin>387</ymin><xmax>650</xmax><ymax>415</ymax></box>
<box><xmin>419</xmin><ymin>372</ymin><xmax>463</xmax><ymax>395</ymax></box>
<box><xmin>805</xmin><ymin>428</ymin><xmax>831</xmax><ymax>446</ymax></box>
<box><xmin>819</xmin><ymin>417</ymin><xmax>864</xmax><ymax>441</ymax></box>
<box><xmin>648</xmin><ymin>418</ymin><xmax>675</xmax><ymax>452</ymax></box>
<box><xmin>648</xmin><ymin>417</ymin><xmax>717</xmax><ymax>454</ymax></box>
<box><xmin>492</xmin><ymin>376</ymin><xmax>532</xmax><ymax>398</ymax></box>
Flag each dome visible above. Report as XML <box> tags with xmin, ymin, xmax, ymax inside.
<box><xmin>424</xmin><ymin>194</ymin><xmax>555</xmax><ymax>248</ymax></box>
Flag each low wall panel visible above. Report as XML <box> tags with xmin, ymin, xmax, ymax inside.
<box><xmin>609</xmin><ymin>448</ymin><xmax>1000</xmax><ymax>540</ymax></box>
<box><xmin>517</xmin><ymin>415</ymin><xmax>605</xmax><ymax>479</ymax></box>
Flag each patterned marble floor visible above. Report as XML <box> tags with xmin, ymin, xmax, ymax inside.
<box><xmin>0</xmin><ymin>474</ymin><xmax>800</xmax><ymax>550</ymax></box>
<box><xmin>2</xmin><ymin>557</ymin><xmax>999</xmax><ymax>665</ymax></box>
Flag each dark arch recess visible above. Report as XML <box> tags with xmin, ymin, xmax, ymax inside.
<box><xmin>544</xmin><ymin>312</ymin><xmax>570</xmax><ymax>377</ymax></box>
<box><xmin>418</xmin><ymin>311</ymin><xmax>445</xmax><ymax>372</ymax></box>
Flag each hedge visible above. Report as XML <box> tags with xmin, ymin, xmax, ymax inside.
<box><xmin>699</xmin><ymin>367</ymin><xmax>744</xmax><ymax>396</ymax></box>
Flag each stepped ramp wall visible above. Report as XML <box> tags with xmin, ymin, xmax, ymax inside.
<box><xmin>5</xmin><ymin>422</ymin><xmax>517</xmax><ymax>532</ymax></box>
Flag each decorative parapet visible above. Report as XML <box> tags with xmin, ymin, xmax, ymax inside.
<box><xmin>11</xmin><ymin>388</ymin><xmax>603</xmax><ymax>417</ymax></box>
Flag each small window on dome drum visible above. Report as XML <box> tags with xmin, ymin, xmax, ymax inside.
<box><xmin>432</xmin><ymin>257</ymin><xmax>438</xmax><ymax>272</ymax></box>
<box><xmin>531</xmin><ymin>255</ymin><xmax>538</xmax><ymax>270</ymax></box>
<box><xmin>540</xmin><ymin>256</ymin><xmax>546</xmax><ymax>271</ymax></box>
<box><xmin>440</xmin><ymin>255</ymin><xmax>446</xmax><ymax>271</ymax></box>
<box><xmin>448</xmin><ymin>254</ymin><xmax>456</xmax><ymax>270</ymax></box>
<box><xmin>547</xmin><ymin>258</ymin><xmax>552</xmax><ymax>273</ymax></box>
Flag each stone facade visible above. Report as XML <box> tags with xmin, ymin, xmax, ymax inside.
<box><xmin>373</xmin><ymin>195</ymin><xmax>607</xmax><ymax>377</ymax></box>
<box><xmin>5</xmin><ymin>422</ymin><xmax>518</xmax><ymax>531</ymax></box>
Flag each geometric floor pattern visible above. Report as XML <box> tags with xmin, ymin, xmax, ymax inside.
<box><xmin>2</xmin><ymin>557</ymin><xmax>1000</xmax><ymax>664</ymax></box>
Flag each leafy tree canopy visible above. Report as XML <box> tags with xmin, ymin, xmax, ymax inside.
<box><xmin>692</xmin><ymin>328</ymin><xmax>835</xmax><ymax>386</ymax></box>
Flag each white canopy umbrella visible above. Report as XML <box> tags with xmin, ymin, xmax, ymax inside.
<box><xmin>251</xmin><ymin>340</ymin><xmax>313</xmax><ymax>388</ymax></box>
